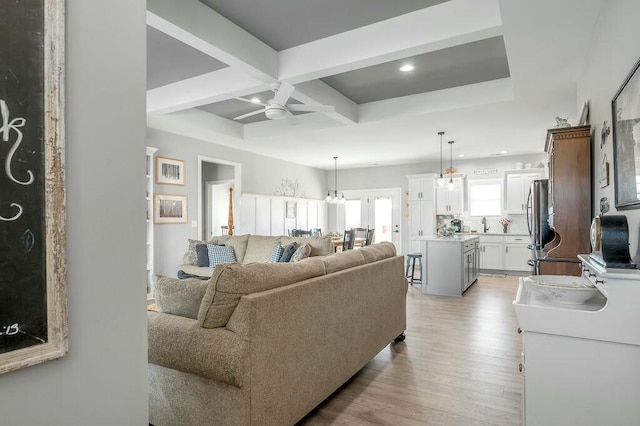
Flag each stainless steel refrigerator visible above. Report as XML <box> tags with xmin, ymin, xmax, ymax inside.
<box><xmin>526</xmin><ymin>179</ymin><xmax>554</xmax><ymax>273</ymax></box>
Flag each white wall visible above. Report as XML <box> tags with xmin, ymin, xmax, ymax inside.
<box><xmin>147</xmin><ymin>128</ymin><xmax>327</xmax><ymax>277</ymax></box>
<box><xmin>0</xmin><ymin>1</ymin><xmax>148</xmax><ymax>425</ymax></box>
<box><xmin>578</xmin><ymin>0</ymin><xmax>640</xmax><ymax>261</ymax></box>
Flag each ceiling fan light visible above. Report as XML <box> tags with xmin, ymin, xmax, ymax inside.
<box><xmin>265</xmin><ymin>107</ymin><xmax>288</xmax><ymax>120</ymax></box>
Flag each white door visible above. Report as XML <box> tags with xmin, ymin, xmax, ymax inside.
<box><xmin>367</xmin><ymin>190</ymin><xmax>402</xmax><ymax>252</ymax></box>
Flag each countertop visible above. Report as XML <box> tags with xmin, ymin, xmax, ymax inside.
<box><xmin>423</xmin><ymin>234</ymin><xmax>480</xmax><ymax>242</ymax></box>
<box><xmin>456</xmin><ymin>232</ymin><xmax>529</xmax><ymax>237</ymax></box>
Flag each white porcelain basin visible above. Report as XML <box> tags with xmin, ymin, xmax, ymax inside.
<box><xmin>523</xmin><ymin>275</ymin><xmax>599</xmax><ymax>305</ymax></box>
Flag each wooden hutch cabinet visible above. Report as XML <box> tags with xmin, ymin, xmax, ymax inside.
<box><xmin>540</xmin><ymin>126</ymin><xmax>592</xmax><ymax>276</ymax></box>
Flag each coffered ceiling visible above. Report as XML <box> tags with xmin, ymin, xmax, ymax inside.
<box><xmin>146</xmin><ymin>0</ymin><xmax>605</xmax><ymax>169</ymax></box>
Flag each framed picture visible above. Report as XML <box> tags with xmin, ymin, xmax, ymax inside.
<box><xmin>0</xmin><ymin>0</ymin><xmax>68</xmax><ymax>374</ymax></box>
<box><xmin>154</xmin><ymin>193</ymin><xmax>188</xmax><ymax>224</ymax></box>
<box><xmin>156</xmin><ymin>156</ymin><xmax>185</xmax><ymax>186</ymax></box>
<box><xmin>612</xmin><ymin>56</ymin><xmax>640</xmax><ymax>209</ymax></box>
<box><xmin>286</xmin><ymin>200</ymin><xmax>297</xmax><ymax>218</ymax></box>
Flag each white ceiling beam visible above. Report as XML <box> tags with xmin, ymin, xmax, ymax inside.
<box><xmin>147</xmin><ymin>108</ymin><xmax>244</xmax><ymax>141</ymax></box>
<box><xmin>147</xmin><ymin>0</ymin><xmax>277</xmax><ymax>82</ymax></box>
<box><xmin>358</xmin><ymin>78</ymin><xmax>514</xmax><ymax>123</ymax></box>
<box><xmin>292</xmin><ymin>80</ymin><xmax>358</xmax><ymax>124</ymax></box>
<box><xmin>278</xmin><ymin>0</ymin><xmax>503</xmax><ymax>83</ymax></box>
<box><xmin>147</xmin><ymin>68</ymin><xmax>267</xmax><ymax>115</ymax></box>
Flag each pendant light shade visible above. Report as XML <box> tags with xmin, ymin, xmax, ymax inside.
<box><xmin>324</xmin><ymin>156</ymin><xmax>345</xmax><ymax>204</ymax></box>
<box><xmin>447</xmin><ymin>140</ymin><xmax>455</xmax><ymax>190</ymax></box>
<box><xmin>436</xmin><ymin>131</ymin><xmax>445</xmax><ymax>186</ymax></box>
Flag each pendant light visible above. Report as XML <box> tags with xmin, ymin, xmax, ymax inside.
<box><xmin>447</xmin><ymin>140</ymin><xmax>455</xmax><ymax>190</ymax></box>
<box><xmin>324</xmin><ymin>156</ymin><xmax>345</xmax><ymax>204</ymax></box>
<box><xmin>436</xmin><ymin>131</ymin><xmax>445</xmax><ymax>186</ymax></box>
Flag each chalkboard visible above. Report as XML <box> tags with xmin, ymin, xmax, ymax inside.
<box><xmin>0</xmin><ymin>0</ymin><xmax>67</xmax><ymax>374</ymax></box>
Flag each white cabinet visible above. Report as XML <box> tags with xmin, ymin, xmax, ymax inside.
<box><xmin>505</xmin><ymin>170</ymin><xmax>544</xmax><ymax>214</ymax></box>
<box><xmin>478</xmin><ymin>235</ymin><xmax>504</xmax><ymax>270</ymax></box>
<box><xmin>435</xmin><ymin>176</ymin><xmax>464</xmax><ymax>214</ymax></box>
<box><xmin>146</xmin><ymin>147</ymin><xmax>158</xmax><ymax>298</ymax></box>
<box><xmin>504</xmin><ymin>235</ymin><xmax>531</xmax><ymax>271</ymax></box>
<box><xmin>407</xmin><ymin>175</ymin><xmax>436</xmax><ymax>243</ymax></box>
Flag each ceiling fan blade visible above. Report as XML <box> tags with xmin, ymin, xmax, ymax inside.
<box><xmin>232</xmin><ymin>96</ymin><xmax>269</xmax><ymax>107</ymax></box>
<box><xmin>272</xmin><ymin>82</ymin><xmax>295</xmax><ymax>106</ymax></box>
<box><xmin>287</xmin><ymin>104</ymin><xmax>335</xmax><ymax>113</ymax></box>
<box><xmin>286</xmin><ymin>109</ymin><xmax>300</xmax><ymax>125</ymax></box>
<box><xmin>233</xmin><ymin>109</ymin><xmax>265</xmax><ymax>120</ymax></box>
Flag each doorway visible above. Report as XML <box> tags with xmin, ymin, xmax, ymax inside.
<box><xmin>198</xmin><ymin>156</ymin><xmax>241</xmax><ymax>240</ymax></box>
<box><xmin>342</xmin><ymin>188</ymin><xmax>402</xmax><ymax>252</ymax></box>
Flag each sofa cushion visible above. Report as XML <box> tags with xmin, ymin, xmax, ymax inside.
<box><xmin>243</xmin><ymin>235</ymin><xmax>282</xmax><ymax>264</ymax></box>
<box><xmin>197</xmin><ymin>261</ymin><xmax>327</xmax><ymax>328</ymax></box>
<box><xmin>179</xmin><ymin>264</ymin><xmax>215</xmax><ymax>278</ymax></box>
<box><xmin>279</xmin><ymin>242</ymin><xmax>298</xmax><ymax>262</ymax></box>
<box><xmin>155</xmin><ymin>275</ymin><xmax>209</xmax><ymax>319</ymax></box>
<box><xmin>290</xmin><ymin>243</ymin><xmax>311</xmax><ymax>262</ymax></box>
<box><xmin>359</xmin><ymin>242</ymin><xmax>397</xmax><ymax>263</ymax></box>
<box><xmin>270</xmin><ymin>245</ymin><xmax>285</xmax><ymax>263</ymax></box>
<box><xmin>216</xmin><ymin>235</ymin><xmax>249</xmax><ymax>263</ymax></box>
<box><xmin>207</xmin><ymin>244</ymin><xmax>237</xmax><ymax>267</ymax></box>
<box><xmin>195</xmin><ymin>244</ymin><xmax>210</xmax><ymax>267</ymax></box>
<box><xmin>280</xmin><ymin>235</ymin><xmax>332</xmax><ymax>257</ymax></box>
<box><xmin>322</xmin><ymin>249</ymin><xmax>366</xmax><ymax>274</ymax></box>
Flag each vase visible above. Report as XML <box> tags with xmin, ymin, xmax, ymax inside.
<box><xmin>503</xmin><ymin>224</ymin><xmax>508</xmax><ymax>234</ymax></box>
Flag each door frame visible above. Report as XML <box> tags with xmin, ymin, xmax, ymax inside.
<box><xmin>197</xmin><ymin>156</ymin><xmax>242</xmax><ymax>240</ymax></box>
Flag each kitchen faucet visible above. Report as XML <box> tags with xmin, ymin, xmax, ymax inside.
<box><xmin>482</xmin><ymin>217</ymin><xmax>490</xmax><ymax>233</ymax></box>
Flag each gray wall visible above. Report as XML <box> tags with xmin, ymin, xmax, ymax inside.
<box><xmin>148</xmin><ymin>128</ymin><xmax>327</xmax><ymax>277</ymax></box>
<box><xmin>0</xmin><ymin>0</ymin><xmax>148</xmax><ymax>424</ymax></box>
<box><xmin>578</xmin><ymin>0</ymin><xmax>640</xmax><ymax>261</ymax></box>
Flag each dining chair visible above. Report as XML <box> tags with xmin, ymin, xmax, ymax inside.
<box><xmin>310</xmin><ymin>228</ymin><xmax>322</xmax><ymax>236</ymax></box>
<box><xmin>342</xmin><ymin>230</ymin><xmax>355</xmax><ymax>250</ymax></box>
<box><xmin>292</xmin><ymin>229</ymin><xmax>312</xmax><ymax>237</ymax></box>
<box><xmin>365</xmin><ymin>228</ymin><xmax>375</xmax><ymax>246</ymax></box>
<box><xmin>352</xmin><ymin>227</ymin><xmax>367</xmax><ymax>247</ymax></box>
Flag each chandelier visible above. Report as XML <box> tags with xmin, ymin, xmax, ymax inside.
<box><xmin>324</xmin><ymin>156</ymin><xmax>345</xmax><ymax>204</ymax></box>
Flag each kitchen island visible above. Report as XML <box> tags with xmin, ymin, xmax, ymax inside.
<box><xmin>419</xmin><ymin>235</ymin><xmax>480</xmax><ymax>296</ymax></box>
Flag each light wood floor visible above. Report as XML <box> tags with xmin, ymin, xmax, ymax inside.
<box><xmin>298</xmin><ymin>275</ymin><xmax>523</xmax><ymax>426</ymax></box>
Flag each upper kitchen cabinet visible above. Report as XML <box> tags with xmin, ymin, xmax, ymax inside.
<box><xmin>436</xmin><ymin>176</ymin><xmax>465</xmax><ymax>215</ymax></box>
<box><xmin>408</xmin><ymin>174</ymin><xmax>435</xmax><ymax>201</ymax></box>
<box><xmin>505</xmin><ymin>169</ymin><xmax>545</xmax><ymax>214</ymax></box>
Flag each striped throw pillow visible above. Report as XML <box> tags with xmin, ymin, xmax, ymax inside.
<box><xmin>206</xmin><ymin>244</ymin><xmax>237</xmax><ymax>267</ymax></box>
<box><xmin>270</xmin><ymin>245</ymin><xmax>285</xmax><ymax>263</ymax></box>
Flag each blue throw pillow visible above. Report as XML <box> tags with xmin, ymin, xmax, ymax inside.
<box><xmin>270</xmin><ymin>245</ymin><xmax>285</xmax><ymax>263</ymax></box>
<box><xmin>207</xmin><ymin>244</ymin><xmax>237</xmax><ymax>267</ymax></box>
<box><xmin>279</xmin><ymin>242</ymin><xmax>298</xmax><ymax>263</ymax></box>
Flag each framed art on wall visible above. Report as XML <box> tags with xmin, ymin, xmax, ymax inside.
<box><xmin>0</xmin><ymin>0</ymin><xmax>68</xmax><ymax>374</ymax></box>
<box><xmin>154</xmin><ymin>193</ymin><xmax>188</xmax><ymax>224</ymax></box>
<box><xmin>286</xmin><ymin>200</ymin><xmax>297</xmax><ymax>218</ymax></box>
<box><xmin>612</xmin><ymin>56</ymin><xmax>640</xmax><ymax>209</ymax></box>
<box><xmin>156</xmin><ymin>156</ymin><xmax>185</xmax><ymax>186</ymax></box>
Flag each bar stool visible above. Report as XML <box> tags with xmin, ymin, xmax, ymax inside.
<box><xmin>405</xmin><ymin>253</ymin><xmax>422</xmax><ymax>285</ymax></box>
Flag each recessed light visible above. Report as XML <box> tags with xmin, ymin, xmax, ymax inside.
<box><xmin>458</xmin><ymin>154</ymin><xmax>465</xmax><ymax>158</ymax></box>
<box><xmin>250</xmin><ymin>97</ymin><xmax>261</xmax><ymax>104</ymax></box>
<box><xmin>399</xmin><ymin>64</ymin><xmax>415</xmax><ymax>72</ymax></box>
<box><xmin>500</xmin><ymin>150</ymin><xmax>508</xmax><ymax>154</ymax></box>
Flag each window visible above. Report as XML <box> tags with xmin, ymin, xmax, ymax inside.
<box><xmin>468</xmin><ymin>179</ymin><xmax>502</xmax><ymax>216</ymax></box>
<box><xmin>344</xmin><ymin>199</ymin><xmax>361</xmax><ymax>229</ymax></box>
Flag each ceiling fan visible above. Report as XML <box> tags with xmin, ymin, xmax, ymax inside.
<box><xmin>232</xmin><ymin>82</ymin><xmax>334</xmax><ymax>123</ymax></box>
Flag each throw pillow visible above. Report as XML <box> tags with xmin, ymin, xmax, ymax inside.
<box><xmin>207</xmin><ymin>244</ymin><xmax>237</xmax><ymax>267</ymax></box>
<box><xmin>186</xmin><ymin>238</ymin><xmax>206</xmax><ymax>265</ymax></box>
<box><xmin>279</xmin><ymin>241</ymin><xmax>298</xmax><ymax>262</ymax></box>
<box><xmin>290</xmin><ymin>243</ymin><xmax>312</xmax><ymax>262</ymax></box>
<box><xmin>270</xmin><ymin>245</ymin><xmax>285</xmax><ymax>263</ymax></box>
<box><xmin>195</xmin><ymin>244</ymin><xmax>210</xmax><ymax>267</ymax></box>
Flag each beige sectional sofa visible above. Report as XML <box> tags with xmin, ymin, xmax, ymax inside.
<box><xmin>148</xmin><ymin>242</ymin><xmax>407</xmax><ymax>426</ymax></box>
<box><xmin>177</xmin><ymin>234</ymin><xmax>333</xmax><ymax>277</ymax></box>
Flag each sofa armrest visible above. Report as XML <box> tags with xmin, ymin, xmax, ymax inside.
<box><xmin>148</xmin><ymin>311</ymin><xmax>249</xmax><ymax>388</ymax></box>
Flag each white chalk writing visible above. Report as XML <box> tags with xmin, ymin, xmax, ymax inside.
<box><xmin>0</xmin><ymin>99</ymin><xmax>33</xmax><ymax>221</ymax></box>
<box><xmin>0</xmin><ymin>323</ymin><xmax>19</xmax><ymax>336</ymax></box>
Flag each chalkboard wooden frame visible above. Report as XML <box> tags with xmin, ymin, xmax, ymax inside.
<box><xmin>0</xmin><ymin>0</ymin><xmax>67</xmax><ymax>374</ymax></box>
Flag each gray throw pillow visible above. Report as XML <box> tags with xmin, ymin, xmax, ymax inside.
<box><xmin>279</xmin><ymin>242</ymin><xmax>299</xmax><ymax>262</ymax></box>
<box><xmin>195</xmin><ymin>244</ymin><xmax>209</xmax><ymax>267</ymax></box>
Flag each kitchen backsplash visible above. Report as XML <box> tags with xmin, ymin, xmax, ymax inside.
<box><xmin>437</xmin><ymin>214</ymin><xmax>529</xmax><ymax>235</ymax></box>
